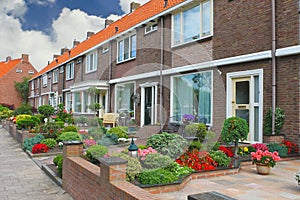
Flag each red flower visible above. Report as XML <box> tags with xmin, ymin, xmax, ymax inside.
<box><xmin>282</xmin><ymin>140</ymin><xmax>299</xmax><ymax>154</ymax></box>
<box><xmin>32</xmin><ymin>144</ymin><xmax>49</xmax><ymax>154</ymax></box>
<box><xmin>219</xmin><ymin>146</ymin><xmax>234</xmax><ymax>157</ymax></box>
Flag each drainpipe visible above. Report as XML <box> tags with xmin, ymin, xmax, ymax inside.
<box><xmin>160</xmin><ymin>17</ymin><xmax>164</xmax><ymax>130</ymax></box>
<box><xmin>108</xmin><ymin>42</ymin><xmax>112</xmax><ymax>113</ymax></box>
<box><xmin>271</xmin><ymin>0</ymin><xmax>276</xmax><ymax>135</ymax></box>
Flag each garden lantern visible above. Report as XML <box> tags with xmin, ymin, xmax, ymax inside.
<box><xmin>128</xmin><ymin>137</ymin><xmax>138</xmax><ymax>158</ymax></box>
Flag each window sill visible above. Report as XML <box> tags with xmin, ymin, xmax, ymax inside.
<box><xmin>171</xmin><ymin>35</ymin><xmax>213</xmax><ymax>49</ymax></box>
<box><xmin>85</xmin><ymin>70</ymin><xmax>97</xmax><ymax>75</ymax></box>
<box><xmin>116</xmin><ymin>57</ymin><xmax>136</xmax><ymax>65</ymax></box>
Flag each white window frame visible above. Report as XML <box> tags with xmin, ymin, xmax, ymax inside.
<box><xmin>171</xmin><ymin>0</ymin><xmax>213</xmax><ymax>47</ymax></box>
<box><xmin>31</xmin><ymin>80</ymin><xmax>34</xmax><ymax>90</ymax></box>
<box><xmin>66</xmin><ymin>62</ymin><xmax>74</xmax><ymax>80</ymax></box>
<box><xmin>53</xmin><ymin>69</ymin><xmax>58</xmax><ymax>83</ymax></box>
<box><xmin>42</xmin><ymin>75</ymin><xmax>47</xmax><ymax>87</ymax></box>
<box><xmin>170</xmin><ymin>70</ymin><xmax>213</xmax><ymax>125</ymax></box>
<box><xmin>145</xmin><ymin>23</ymin><xmax>158</xmax><ymax>34</ymax></box>
<box><xmin>86</xmin><ymin>50</ymin><xmax>98</xmax><ymax>73</ymax></box>
<box><xmin>117</xmin><ymin>33</ymin><xmax>137</xmax><ymax>63</ymax></box>
<box><xmin>37</xmin><ymin>78</ymin><xmax>40</xmax><ymax>88</ymax></box>
<box><xmin>101</xmin><ymin>44</ymin><xmax>109</xmax><ymax>54</ymax></box>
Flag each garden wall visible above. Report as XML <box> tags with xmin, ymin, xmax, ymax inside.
<box><xmin>62</xmin><ymin>142</ymin><xmax>163</xmax><ymax>200</ymax></box>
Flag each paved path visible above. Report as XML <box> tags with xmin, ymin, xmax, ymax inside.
<box><xmin>0</xmin><ymin>128</ymin><xmax>73</xmax><ymax>200</ymax></box>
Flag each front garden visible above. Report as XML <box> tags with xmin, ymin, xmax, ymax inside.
<box><xmin>1</xmin><ymin>103</ymin><xmax>300</xmax><ymax>188</ymax></box>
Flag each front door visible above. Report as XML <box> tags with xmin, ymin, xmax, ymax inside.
<box><xmin>140</xmin><ymin>82</ymin><xmax>158</xmax><ymax>126</ymax></box>
<box><xmin>144</xmin><ymin>87</ymin><xmax>153</xmax><ymax>125</ymax></box>
<box><xmin>232</xmin><ymin>77</ymin><xmax>250</xmax><ymax>141</ymax></box>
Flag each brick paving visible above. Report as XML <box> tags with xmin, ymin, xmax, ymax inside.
<box><xmin>0</xmin><ymin>128</ymin><xmax>72</xmax><ymax>200</ymax></box>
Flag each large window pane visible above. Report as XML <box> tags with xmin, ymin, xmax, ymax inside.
<box><xmin>183</xmin><ymin>5</ymin><xmax>200</xmax><ymax>42</ymax></box>
<box><xmin>118</xmin><ymin>41</ymin><xmax>124</xmax><ymax>62</ymax></box>
<box><xmin>116</xmin><ymin>83</ymin><xmax>134</xmax><ymax>115</ymax></box>
<box><xmin>172</xmin><ymin>71</ymin><xmax>212</xmax><ymax>123</ymax></box>
<box><xmin>131</xmin><ymin>35</ymin><xmax>136</xmax><ymax>58</ymax></box>
<box><xmin>74</xmin><ymin>92</ymin><xmax>81</xmax><ymax>113</ymax></box>
<box><xmin>202</xmin><ymin>1</ymin><xmax>211</xmax><ymax>35</ymax></box>
<box><xmin>83</xmin><ymin>92</ymin><xmax>89</xmax><ymax>113</ymax></box>
<box><xmin>124</xmin><ymin>38</ymin><xmax>129</xmax><ymax>60</ymax></box>
<box><xmin>173</xmin><ymin>14</ymin><xmax>181</xmax><ymax>45</ymax></box>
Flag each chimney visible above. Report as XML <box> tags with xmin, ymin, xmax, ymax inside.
<box><xmin>73</xmin><ymin>39</ymin><xmax>80</xmax><ymax>47</ymax></box>
<box><xmin>130</xmin><ymin>2</ymin><xmax>141</xmax><ymax>13</ymax></box>
<box><xmin>53</xmin><ymin>55</ymin><xmax>60</xmax><ymax>60</ymax></box>
<box><xmin>22</xmin><ymin>54</ymin><xmax>29</xmax><ymax>62</ymax></box>
<box><xmin>61</xmin><ymin>48</ymin><xmax>69</xmax><ymax>55</ymax></box>
<box><xmin>105</xmin><ymin>19</ymin><xmax>114</xmax><ymax>28</ymax></box>
<box><xmin>87</xmin><ymin>31</ymin><xmax>95</xmax><ymax>39</ymax></box>
<box><xmin>6</xmin><ymin>56</ymin><xmax>11</xmax><ymax>62</ymax></box>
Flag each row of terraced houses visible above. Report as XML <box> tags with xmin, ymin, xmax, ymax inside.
<box><xmin>28</xmin><ymin>0</ymin><xmax>300</xmax><ymax>144</ymax></box>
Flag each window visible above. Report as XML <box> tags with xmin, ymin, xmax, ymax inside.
<box><xmin>101</xmin><ymin>44</ymin><xmax>109</xmax><ymax>54</ymax></box>
<box><xmin>117</xmin><ymin>34</ymin><xmax>136</xmax><ymax>63</ymax></box>
<box><xmin>16</xmin><ymin>69</ymin><xmax>22</xmax><ymax>73</ymax></box>
<box><xmin>172</xmin><ymin>71</ymin><xmax>212</xmax><ymax>124</ymax></box>
<box><xmin>74</xmin><ymin>92</ymin><xmax>81</xmax><ymax>113</ymax></box>
<box><xmin>31</xmin><ymin>81</ymin><xmax>34</xmax><ymax>90</ymax></box>
<box><xmin>37</xmin><ymin>78</ymin><xmax>40</xmax><ymax>88</ymax></box>
<box><xmin>86</xmin><ymin>51</ymin><xmax>98</xmax><ymax>73</ymax></box>
<box><xmin>28</xmin><ymin>70</ymin><xmax>35</xmax><ymax>74</ymax></box>
<box><xmin>60</xmin><ymin>66</ymin><xmax>64</xmax><ymax>74</ymax></box>
<box><xmin>65</xmin><ymin>92</ymin><xmax>72</xmax><ymax>112</ymax></box>
<box><xmin>145</xmin><ymin>23</ymin><xmax>158</xmax><ymax>34</ymax></box>
<box><xmin>42</xmin><ymin>75</ymin><xmax>47</xmax><ymax>87</ymax></box>
<box><xmin>115</xmin><ymin>82</ymin><xmax>135</xmax><ymax>116</ymax></box>
<box><xmin>172</xmin><ymin>0</ymin><xmax>212</xmax><ymax>46</ymax></box>
<box><xmin>53</xmin><ymin>69</ymin><xmax>58</xmax><ymax>83</ymax></box>
<box><xmin>66</xmin><ymin>62</ymin><xmax>74</xmax><ymax>80</ymax></box>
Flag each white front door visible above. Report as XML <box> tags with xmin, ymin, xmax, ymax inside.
<box><xmin>227</xmin><ymin>69</ymin><xmax>263</xmax><ymax>143</ymax></box>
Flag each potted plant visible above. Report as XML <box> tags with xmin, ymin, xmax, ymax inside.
<box><xmin>251</xmin><ymin>150</ymin><xmax>281</xmax><ymax>175</ymax></box>
<box><xmin>221</xmin><ymin>117</ymin><xmax>249</xmax><ymax>167</ymax></box>
<box><xmin>263</xmin><ymin>107</ymin><xmax>285</xmax><ymax>142</ymax></box>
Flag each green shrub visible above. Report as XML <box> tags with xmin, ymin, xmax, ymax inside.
<box><xmin>221</xmin><ymin>117</ymin><xmax>249</xmax><ymax>156</ymax></box>
<box><xmin>267</xmin><ymin>143</ymin><xmax>288</xmax><ymax>157</ymax></box>
<box><xmin>107</xmin><ymin>126</ymin><xmax>128</xmax><ymax>139</ymax></box>
<box><xmin>88</xmin><ymin>126</ymin><xmax>106</xmax><ymax>140</ymax></box>
<box><xmin>14</xmin><ymin>104</ymin><xmax>33</xmax><ymax>115</ymax></box>
<box><xmin>35</xmin><ymin>114</ymin><xmax>46</xmax><ymax>124</ymax></box>
<box><xmin>23</xmin><ymin>134</ymin><xmax>45</xmax><ymax>151</ymax></box>
<box><xmin>138</xmin><ymin>169</ymin><xmax>178</xmax><ymax>185</ymax></box>
<box><xmin>86</xmin><ymin>145</ymin><xmax>108</xmax><ymax>163</ymax></box>
<box><xmin>53</xmin><ymin>154</ymin><xmax>63</xmax><ymax>166</ymax></box>
<box><xmin>185</xmin><ymin>123</ymin><xmax>207</xmax><ymax>142</ymax></box>
<box><xmin>62</xmin><ymin>125</ymin><xmax>78</xmax><ymax>133</ymax></box>
<box><xmin>163</xmin><ymin>162</ymin><xmax>193</xmax><ymax>178</ymax></box>
<box><xmin>264</xmin><ymin>107</ymin><xmax>285</xmax><ymax>135</ymax></box>
<box><xmin>39</xmin><ymin>122</ymin><xmax>60</xmax><ymax>139</ymax></box>
<box><xmin>16</xmin><ymin>115</ymin><xmax>40</xmax><ymax>130</ymax></box>
<box><xmin>141</xmin><ymin>153</ymin><xmax>173</xmax><ymax>169</ymax></box>
<box><xmin>38</xmin><ymin>105</ymin><xmax>55</xmax><ymax>118</ymax></box>
<box><xmin>189</xmin><ymin>141</ymin><xmax>203</xmax><ymax>151</ymax></box>
<box><xmin>0</xmin><ymin>109</ymin><xmax>13</xmax><ymax>120</ymax></box>
<box><xmin>57</xmin><ymin>132</ymin><xmax>81</xmax><ymax>142</ymax></box>
<box><xmin>74</xmin><ymin>116</ymin><xmax>88</xmax><ymax>125</ymax></box>
<box><xmin>97</xmin><ymin>133</ymin><xmax>118</xmax><ymax>146</ymax></box>
<box><xmin>55</xmin><ymin>121</ymin><xmax>65</xmax><ymax>128</ymax></box>
<box><xmin>118</xmin><ymin>153</ymin><xmax>142</xmax><ymax>182</ymax></box>
<box><xmin>209</xmin><ymin>150</ymin><xmax>231</xmax><ymax>167</ymax></box>
<box><xmin>41</xmin><ymin>138</ymin><xmax>57</xmax><ymax>149</ymax></box>
<box><xmin>53</xmin><ymin>154</ymin><xmax>63</xmax><ymax>178</ymax></box>
<box><xmin>146</xmin><ymin>132</ymin><xmax>188</xmax><ymax>159</ymax></box>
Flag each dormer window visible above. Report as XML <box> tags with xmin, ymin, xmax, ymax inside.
<box><xmin>145</xmin><ymin>23</ymin><xmax>158</xmax><ymax>34</ymax></box>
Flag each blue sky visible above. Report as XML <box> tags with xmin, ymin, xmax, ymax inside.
<box><xmin>0</xmin><ymin>0</ymin><xmax>149</xmax><ymax>71</ymax></box>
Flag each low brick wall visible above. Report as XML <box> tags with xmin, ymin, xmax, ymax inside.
<box><xmin>3</xmin><ymin>121</ymin><xmax>36</xmax><ymax>145</ymax></box>
<box><xmin>263</xmin><ymin>134</ymin><xmax>285</xmax><ymax>143</ymax></box>
<box><xmin>62</xmin><ymin>142</ymin><xmax>163</xmax><ymax>200</ymax></box>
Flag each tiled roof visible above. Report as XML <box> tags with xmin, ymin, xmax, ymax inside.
<box><xmin>0</xmin><ymin>59</ymin><xmax>21</xmax><ymax>79</ymax></box>
<box><xmin>32</xmin><ymin>0</ymin><xmax>185</xmax><ymax>79</ymax></box>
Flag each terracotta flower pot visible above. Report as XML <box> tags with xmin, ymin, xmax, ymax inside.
<box><xmin>256</xmin><ymin>164</ymin><xmax>271</xmax><ymax>175</ymax></box>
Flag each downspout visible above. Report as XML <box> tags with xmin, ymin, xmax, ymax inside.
<box><xmin>108</xmin><ymin>42</ymin><xmax>112</xmax><ymax>113</ymax></box>
<box><xmin>160</xmin><ymin>17</ymin><xmax>164</xmax><ymax>130</ymax></box>
<box><xmin>271</xmin><ymin>0</ymin><xmax>276</xmax><ymax>135</ymax></box>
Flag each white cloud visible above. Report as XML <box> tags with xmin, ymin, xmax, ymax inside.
<box><xmin>119</xmin><ymin>0</ymin><xmax>150</xmax><ymax>14</ymax></box>
<box><xmin>28</xmin><ymin>0</ymin><xmax>56</xmax><ymax>6</ymax></box>
<box><xmin>0</xmin><ymin>1</ymin><xmax>121</xmax><ymax>71</ymax></box>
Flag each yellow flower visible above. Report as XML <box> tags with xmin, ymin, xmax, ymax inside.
<box><xmin>243</xmin><ymin>147</ymin><xmax>248</xmax><ymax>152</ymax></box>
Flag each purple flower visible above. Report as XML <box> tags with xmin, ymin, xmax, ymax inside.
<box><xmin>182</xmin><ymin>114</ymin><xmax>195</xmax><ymax>121</ymax></box>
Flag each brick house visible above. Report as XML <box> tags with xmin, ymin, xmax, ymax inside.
<box><xmin>0</xmin><ymin>54</ymin><xmax>37</xmax><ymax>108</ymax></box>
<box><xmin>29</xmin><ymin>0</ymin><xmax>300</xmax><ymax>144</ymax></box>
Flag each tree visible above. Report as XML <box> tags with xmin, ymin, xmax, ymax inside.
<box><xmin>14</xmin><ymin>77</ymin><xmax>30</xmax><ymax>103</ymax></box>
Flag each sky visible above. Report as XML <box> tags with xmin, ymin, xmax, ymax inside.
<box><xmin>0</xmin><ymin>0</ymin><xmax>150</xmax><ymax>71</ymax></box>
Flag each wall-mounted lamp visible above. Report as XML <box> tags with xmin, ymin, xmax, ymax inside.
<box><xmin>133</xmin><ymin>93</ymin><xmax>140</xmax><ymax>105</ymax></box>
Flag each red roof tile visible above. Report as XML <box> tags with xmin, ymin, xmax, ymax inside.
<box><xmin>32</xmin><ymin>0</ymin><xmax>185</xmax><ymax>79</ymax></box>
<box><xmin>0</xmin><ymin>59</ymin><xmax>21</xmax><ymax>79</ymax></box>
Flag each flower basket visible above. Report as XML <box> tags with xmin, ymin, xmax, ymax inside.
<box><xmin>256</xmin><ymin>163</ymin><xmax>271</xmax><ymax>175</ymax></box>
